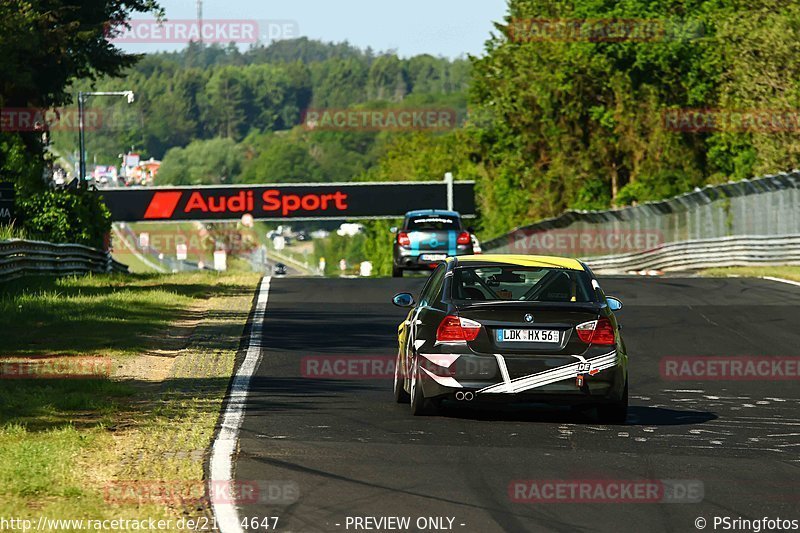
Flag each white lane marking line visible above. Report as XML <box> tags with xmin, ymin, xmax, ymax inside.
<box><xmin>210</xmin><ymin>276</ymin><xmax>271</xmax><ymax>533</ymax></box>
<box><xmin>762</xmin><ymin>276</ymin><xmax>800</xmax><ymax>289</ymax></box>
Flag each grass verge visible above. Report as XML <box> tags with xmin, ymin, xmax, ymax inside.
<box><xmin>0</xmin><ymin>271</ymin><xmax>261</xmax><ymax>529</ymax></box>
<box><xmin>701</xmin><ymin>266</ymin><xmax>800</xmax><ymax>283</ymax></box>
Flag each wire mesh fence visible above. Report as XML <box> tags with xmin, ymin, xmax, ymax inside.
<box><xmin>483</xmin><ymin>171</ymin><xmax>800</xmax><ymax>259</ymax></box>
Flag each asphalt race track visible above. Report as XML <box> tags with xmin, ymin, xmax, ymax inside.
<box><xmin>232</xmin><ymin>276</ymin><xmax>800</xmax><ymax>533</ymax></box>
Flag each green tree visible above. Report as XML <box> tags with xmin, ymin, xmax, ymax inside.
<box><xmin>239</xmin><ymin>132</ymin><xmax>321</xmax><ymax>183</ymax></box>
<box><xmin>468</xmin><ymin>0</ymin><xmax>726</xmax><ymax>235</ymax></box>
<box><xmin>310</xmin><ymin>58</ymin><xmax>369</xmax><ymax>108</ymax></box>
<box><xmin>158</xmin><ymin>137</ymin><xmax>243</xmax><ymax>185</ymax></box>
<box><xmin>0</xmin><ymin>0</ymin><xmax>161</xmax><ymax>191</ymax></box>
<box><xmin>202</xmin><ymin>66</ymin><xmax>250</xmax><ymax>139</ymax></box>
<box><xmin>367</xmin><ymin>55</ymin><xmax>408</xmax><ymax>101</ymax></box>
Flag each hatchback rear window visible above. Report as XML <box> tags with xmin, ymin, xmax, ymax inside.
<box><xmin>406</xmin><ymin>216</ymin><xmax>461</xmax><ymax>231</ymax></box>
<box><xmin>451</xmin><ymin>266</ymin><xmax>598</xmax><ymax>303</ymax></box>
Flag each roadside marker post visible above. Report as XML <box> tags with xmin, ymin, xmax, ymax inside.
<box><xmin>445</xmin><ymin>172</ymin><xmax>454</xmax><ymax>211</ymax></box>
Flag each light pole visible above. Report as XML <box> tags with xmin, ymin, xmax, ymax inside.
<box><xmin>78</xmin><ymin>90</ymin><xmax>134</xmax><ymax>189</ymax></box>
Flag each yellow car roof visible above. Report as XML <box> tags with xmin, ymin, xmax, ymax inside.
<box><xmin>450</xmin><ymin>254</ymin><xmax>585</xmax><ymax>271</ymax></box>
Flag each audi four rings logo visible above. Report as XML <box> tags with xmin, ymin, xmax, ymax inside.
<box><xmin>524</xmin><ymin>314</ymin><xmax>534</xmax><ymax>322</ymax></box>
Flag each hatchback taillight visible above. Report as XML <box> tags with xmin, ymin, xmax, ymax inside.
<box><xmin>457</xmin><ymin>231</ymin><xmax>471</xmax><ymax>245</ymax></box>
<box><xmin>576</xmin><ymin>318</ymin><xmax>616</xmax><ymax>345</ymax></box>
<box><xmin>436</xmin><ymin>315</ymin><xmax>482</xmax><ymax>342</ymax></box>
<box><xmin>397</xmin><ymin>231</ymin><xmax>410</xmax><ymax>246</ymax></box>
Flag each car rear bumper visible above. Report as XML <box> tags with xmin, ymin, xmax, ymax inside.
<box><xmin>394</xmin><ymin>246</ymin><xmax>473</xmax><ymax>270</ymax></box>
<box><xmin>416</xmin><ymin>349</ymin><xmax>627</xmax><ymax>404</ymax></box>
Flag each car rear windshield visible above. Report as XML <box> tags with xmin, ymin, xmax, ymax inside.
<box><xmin>451</xmin><ymin>265</ymin><xmax>599</xmax><ymax>303</ymax></box>
<box><xmin>406</xmin><ymin>215</ymin><xmax>461</xmax><ymax>231</ymax></box>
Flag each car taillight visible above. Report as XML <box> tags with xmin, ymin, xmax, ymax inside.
<box><xmin>576</xmin><ymin>318</ymin><xmax>616</xmax><ymax>345</ymax></box>
<box><xmin>397</xmin><ymin>231</ymin><xmax>410</xmax><ymax>246</ymax></box>
<box><xmin>436</xmin><ymin>315</ymin><xmax>482</xmax><ymax>342</ymax></box>
<box><xmin>457</xmin><ymin>231</ymin><xmax>471</xmax><ymax>245</ymax></box>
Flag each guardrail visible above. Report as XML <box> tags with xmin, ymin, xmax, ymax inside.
<box><xmin>0</xmin><ymin>239</ymin><xmax>128</xmax><ymax>282</ymax></box>
<box><xmin>583</xmin><ymin>234</ymin><xmax>800</xmax><ymax>274</ymax></box>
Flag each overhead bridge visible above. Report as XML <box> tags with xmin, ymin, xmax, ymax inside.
<box><xmin>100</xmin><ymin>180</ymin><xmax>476</xmax><ymax>222</ymax></box>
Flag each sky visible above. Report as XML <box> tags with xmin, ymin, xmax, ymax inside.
<box><xmin>116</xmin><ymin>0</ymin><xmax>509</xmax><ymax>58</ymax></box>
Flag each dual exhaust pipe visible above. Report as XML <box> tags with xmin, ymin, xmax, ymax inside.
<box><xmin>455</xmin><ymin>391</ymin><xmax>474</xmax><ymax>401</ymax></box>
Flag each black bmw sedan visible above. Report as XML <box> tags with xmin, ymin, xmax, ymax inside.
<box><xmin>392</xmin><ymin>254</ymin><xmax>628</xmax><ymax>422</ymax></box>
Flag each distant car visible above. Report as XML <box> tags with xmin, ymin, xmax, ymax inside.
<box><xmin>392</xmin><ymin>210</ymin><xmax>474</xmax><ymax>278</ymax></box>
<box><xmin>391</xmin><ymin>254</ymin><xmax>628</xmax><ymax>421</ymax></box>
<box><xmin>97</xmin><ymin>173</ymin><xmax>115</xmax><ymax>185</ymax></box>
<box><xmin>273</xmin><ymin>263</ymin><xmax>287</xmax><ymax>276</ymax></box>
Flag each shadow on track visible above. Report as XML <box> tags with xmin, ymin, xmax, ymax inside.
<box><xmin>423</xmin><ymin>402</ymin><xmax>717</xmax><ymax>426</ymax></box>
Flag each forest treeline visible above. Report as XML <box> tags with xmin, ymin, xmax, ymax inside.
<box><xmin>8</xmin><ymin>0</ymin><xmax>800</xmax><ymax>245</ymax></box>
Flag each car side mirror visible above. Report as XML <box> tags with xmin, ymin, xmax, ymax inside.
<box><xmin>389</xmin><ymin>226</ymin><xmax>398</xmax><ymax>234</ymax></box>
<box><xmin>392</xmin><ymin>292</ymin><xmax>415</xmax><ymax>307</ymax></box>
<box><xmin>606</xmin><ymin>296</ymin><xmax>623</xmax><ymax>311</ymax></box>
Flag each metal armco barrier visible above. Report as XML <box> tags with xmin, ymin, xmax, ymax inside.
<box><xmin>584</xmin><ymin>235</ymin><xmax>800</xmax><ymax>274</ymax></box>
<box><xmin>0</xmin><ymin>239</ymin><xmax>128</xmax><ymax>282</ymax></box>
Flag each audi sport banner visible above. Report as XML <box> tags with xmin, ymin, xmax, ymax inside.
<box><xmin>101</xmin><ymin>181</ymin><xmax>476</xmax><ymax>222</ymax></box>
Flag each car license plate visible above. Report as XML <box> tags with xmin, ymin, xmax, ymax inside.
<box><xmin>497</xmin><ymin>329</ymin><xmax>559</xmax><ymax>343</ymax></box>
<box><xmin>421</xmin><ymin>254</ymin><xmax>447</xmax><ymax>261</ymax></box>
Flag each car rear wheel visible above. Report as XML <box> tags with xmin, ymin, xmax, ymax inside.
<box><xmin>393</xmin><ymin>351</ymin><xmax>410</xmax><ymax>404</ymax></box>
<box><xmin>596</xmin><ymin>380</ymin><xmax>628</xmax><ymax>424</ymax></box>
<box><xmin>392</xmin><ymin>266</ymin><xmax>403</xmax><ymax>278</ymax></box>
